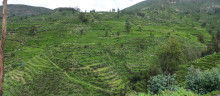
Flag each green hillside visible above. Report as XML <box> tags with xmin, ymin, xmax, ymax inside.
<box><xmin>0</xmin><ymin>4</ymin><xmax>52</xmax><ymax>17</ymax></box>
<box><xmin>2</xmin><ymin>0</ymin><xmax>220</xmax><ymax>95</ymax></box>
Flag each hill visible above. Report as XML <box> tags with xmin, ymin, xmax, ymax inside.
<box><xmin>124</xmin><ymin>0</ymin><xmax>220</xmax><ymax>14</ymax></box>
<box><xmin>2</xmin><ymin>0</ymin><xmax>220</xmax><ymax>95</ymax></box>
<box><xmin>0</xmin><ymin>4</ymin><xmax>52</xmax><ymax>17</ymax></box>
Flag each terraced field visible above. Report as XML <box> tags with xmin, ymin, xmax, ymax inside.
<box><xmin>4</xmin><ymin>54</ymin><xmax>117</xmax><ymax>95</ymax></box>
<box><xmin>2</xmin><ymin>0</ymin><xmax>220</xmax><ymax>95</ymax></box>
<box><xmin>190</xmin><ymin>53</ymin><xmax>220</xmax><ymax>70</ymax></box>
<box><xmin>176</xmin><ymin>53</ymin><xmax>220</xmax><ymax>85</ymax></box>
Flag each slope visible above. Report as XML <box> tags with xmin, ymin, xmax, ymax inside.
<box><xmin>2</xmin><ymin>1</ymin><xmax>220</xmax><ymax>95</ymax></box>
<box><xmin>0</xmin><ymin>4</ymin><xmax>52</xmax><ymax>17</ymax></box>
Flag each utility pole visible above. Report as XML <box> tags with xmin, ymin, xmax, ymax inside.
<box><xmin>0</xmin><ymin>0</ymin><xmax>7</xmax><ymax>95</ymax></box>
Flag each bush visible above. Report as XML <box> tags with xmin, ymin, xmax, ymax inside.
<box><xmin>79</xmin><ymin>12</ymin><xmax>88</xmax><ymax>23</ymax></box>
<box><xmin>147</xmin><ymin>74</ymin><xmax>177</xmax><ymax>94</ymax></box>
<box><xmin>29</xmin><ymin>26</ymin><xmax>37</xmax><ymax>36</ymax></box>
<box><xmin>185</xmin><ymin>66</ymin><xmax>220</xmax><ymax>94</ymax></box>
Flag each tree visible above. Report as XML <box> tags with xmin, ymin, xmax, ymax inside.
<box><xmin>137</xmin><ymin>12</ymin><xmax>145</xmax><ymax>17</ymax></box>
<box><xmin>112</xmin><ymin>8</ymin><xmax>115</xmax><ymax>12</ymax></box>
<box><xmin>90</xmin><ymin>10</ymin><xmax>95</xmax><ymax>13</ymax></box>
<box><xmin>203</xmin><ymin>33</ymin><xmax>219</xmax><ymax>56</ymax></box>
<box><xmin>198</xmin><ymin>34</ymin><xmax>205</xmax><ymax>44</ymax></box>
<box><xmin>209</xmin><ymin>34</ymin><xmax>219</xmax><ymax>53</ymax></box>
<box><xmin>0</xmin><ymin>0</ymin><xmax>7</xmax><ymax>95</ymax></box>
<box><xmin>157</xmin><ymin>37</ymin><xmax>183</xmax><ymax>74</ymax></box>
<box><xmin>117</xmin><ymin>8</ymin><xmax>121</xmax><ymax>18</ymax></box>
<box><xmin>125</xmin><ymin>19</ymin><xmax>131</xmax><ymax>33</ymax></box>
<box><xmin>217</xmin><ymin>30</ymin><xmax>220</xmax><ymax>41</ymax></box>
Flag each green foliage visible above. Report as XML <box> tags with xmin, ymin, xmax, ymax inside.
<box><xmin>146</xmin><ymin>64</ymin><xmax>162</xmax><ymax>80</ymax></box>
<box><xmin>185</xmin><ymin>66</ymin><xmax>220</xmax><ymax>94</ymax></box>
<box><xmin>79</xmin><ymin>12</ymin><xmax>88</xmax><ymax>23</ymax></box>
<box><xmin>190</xmin><ymin>53</ymin><xmax>220</xmax><ymax>70</ymax></box>
<box><xmin>157</xmin><ymin>37</ymin><xmax>183</xmax><ymax>74</ymax></box>
<box><xmin>31</xmin><ymin>72</ymin><xmax>67</xmax><ymax>95</ymax></box>
<box><xmin>137</xmin><ymin>11</ymin><xmax>145</xmax><ymax>17</ymax></box>
<box><xmin>203</xmin><ymin>91</ymin><xmax>220</xmax><ymax>96</ymax></box>
<box><xmin>158</xmin><ymin>88</ymin><xmax>198</xmax><ymax>96</ymax></box>
<box><xmin>198</xmin><ymin>34</ymin><xmax>205</xmax><ymax>44</ymax></box>
<box><xmin>29</xmin><ymin>26</ymin><xmax>37</xmax><ymax>36</ymax></box>
<box><xmin>3</xmin><ymin>0</ymin><xmax>220</xmax><ymax>95</ymax></box>
<box><xmin>147</xmin><ymin>74</ymin><xmax>177</xmax><ymax>94</ymax></box>
<box><xmin>150</xmin><ymin>32</ymin><xmax>154</xmax><ymax>38</ymax></box>
<box><xmin>217</xmin><ymin>30</ymin><xmax>220</xmax><ymax>41</ymax></box>
<box><xmin>126</xmin><ymin>19</ymin><xmax>131</xmax><ymax>32</ymax></box>
<box><xmin>0</xmin><ymin>4</ymin><xmax>51</xmax><ymax>17</ymax></box>
<box><xmin>137</xmin><ymin>88</ymin><xmax>198</xmax><ymax>96</ymax></box>
<box><xmin>208</xmin><ymin>34</ymin><xmax>219</xmax><ymax>53</ymax></box>
<box><xmin>201</xmin><ymin>22</ymin><xmax>207</xmax><ymax>27</ymax></box>
<box><xmin>202</xmin><ymin>33</ymin><xmax>220</xmax><ymax>56</ymax></box>
<box><xmin>55</xmin><ymin>7</ymin><xmax>78</xmax><ymax>13</ymax></box>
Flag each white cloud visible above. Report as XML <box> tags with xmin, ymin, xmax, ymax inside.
<box><xmin>4</xmin><ymin>0</ymin><xmax>144</xmax><ymax>11</ymax></box>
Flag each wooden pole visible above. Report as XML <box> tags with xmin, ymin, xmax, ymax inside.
<box><xmin>0</xmin><ymin>0</ymin><xmax>7</xmax><ymax>95</ymax></box>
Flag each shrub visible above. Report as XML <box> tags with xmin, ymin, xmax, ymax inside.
<box><xmin>29</xmin><ymin>26</ymin><xmax>37</xmax><ymax>36</ymax></box>
<box><xmin>185</xmin><ymin>66</ymin><xmax>220</xmax><ymax>94</ymax></box>
<box><xmin>147</xmin><ymin>74</ymin><xmax>177</xmax><ymax>94</ymax></box>
<box><xmin>79</xmin><ymin>12</ymin><xmax>88</xmax><ymax>23</ymax></box>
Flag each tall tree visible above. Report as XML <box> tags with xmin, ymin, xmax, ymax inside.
<box><xmin>0</xmin><ymin>0</ymin><xmax>7</xmax><ymax>95</ymax></box>
<box><xmin>125</xmin><ymin>19</ymin><xmax>131</xmax><ymax>33</ymax></box>
<box><xmin>157</xmin><ymin>37</ymin><xmax>183</xmax><ymax>74</ymax></box>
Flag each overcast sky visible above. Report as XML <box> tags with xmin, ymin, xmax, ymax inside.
<box><xmin>5</xmin><ymin>0</ymin><xmax>144</xmax><ymax>11</ymax></box>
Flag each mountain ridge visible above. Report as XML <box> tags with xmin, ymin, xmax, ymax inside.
<box><xmin>0</xmin><ymin>4</ymin><xmax>52</xmax><ymax>17</ymax></box>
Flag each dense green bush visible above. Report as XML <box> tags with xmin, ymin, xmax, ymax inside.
<box><xmin>147</xmin><ymin>74</ymin><xmax>177</xmax><ymax>94</ymax></box>
<box><xmin>185</xmin><ymin>66</ymin><xmax>220</xmax><ymax>94</ymax></box>
<box><xmin>79</xmin><ymin>12</ymin><xmax>88</xmax><ymax>23</ymax></box>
